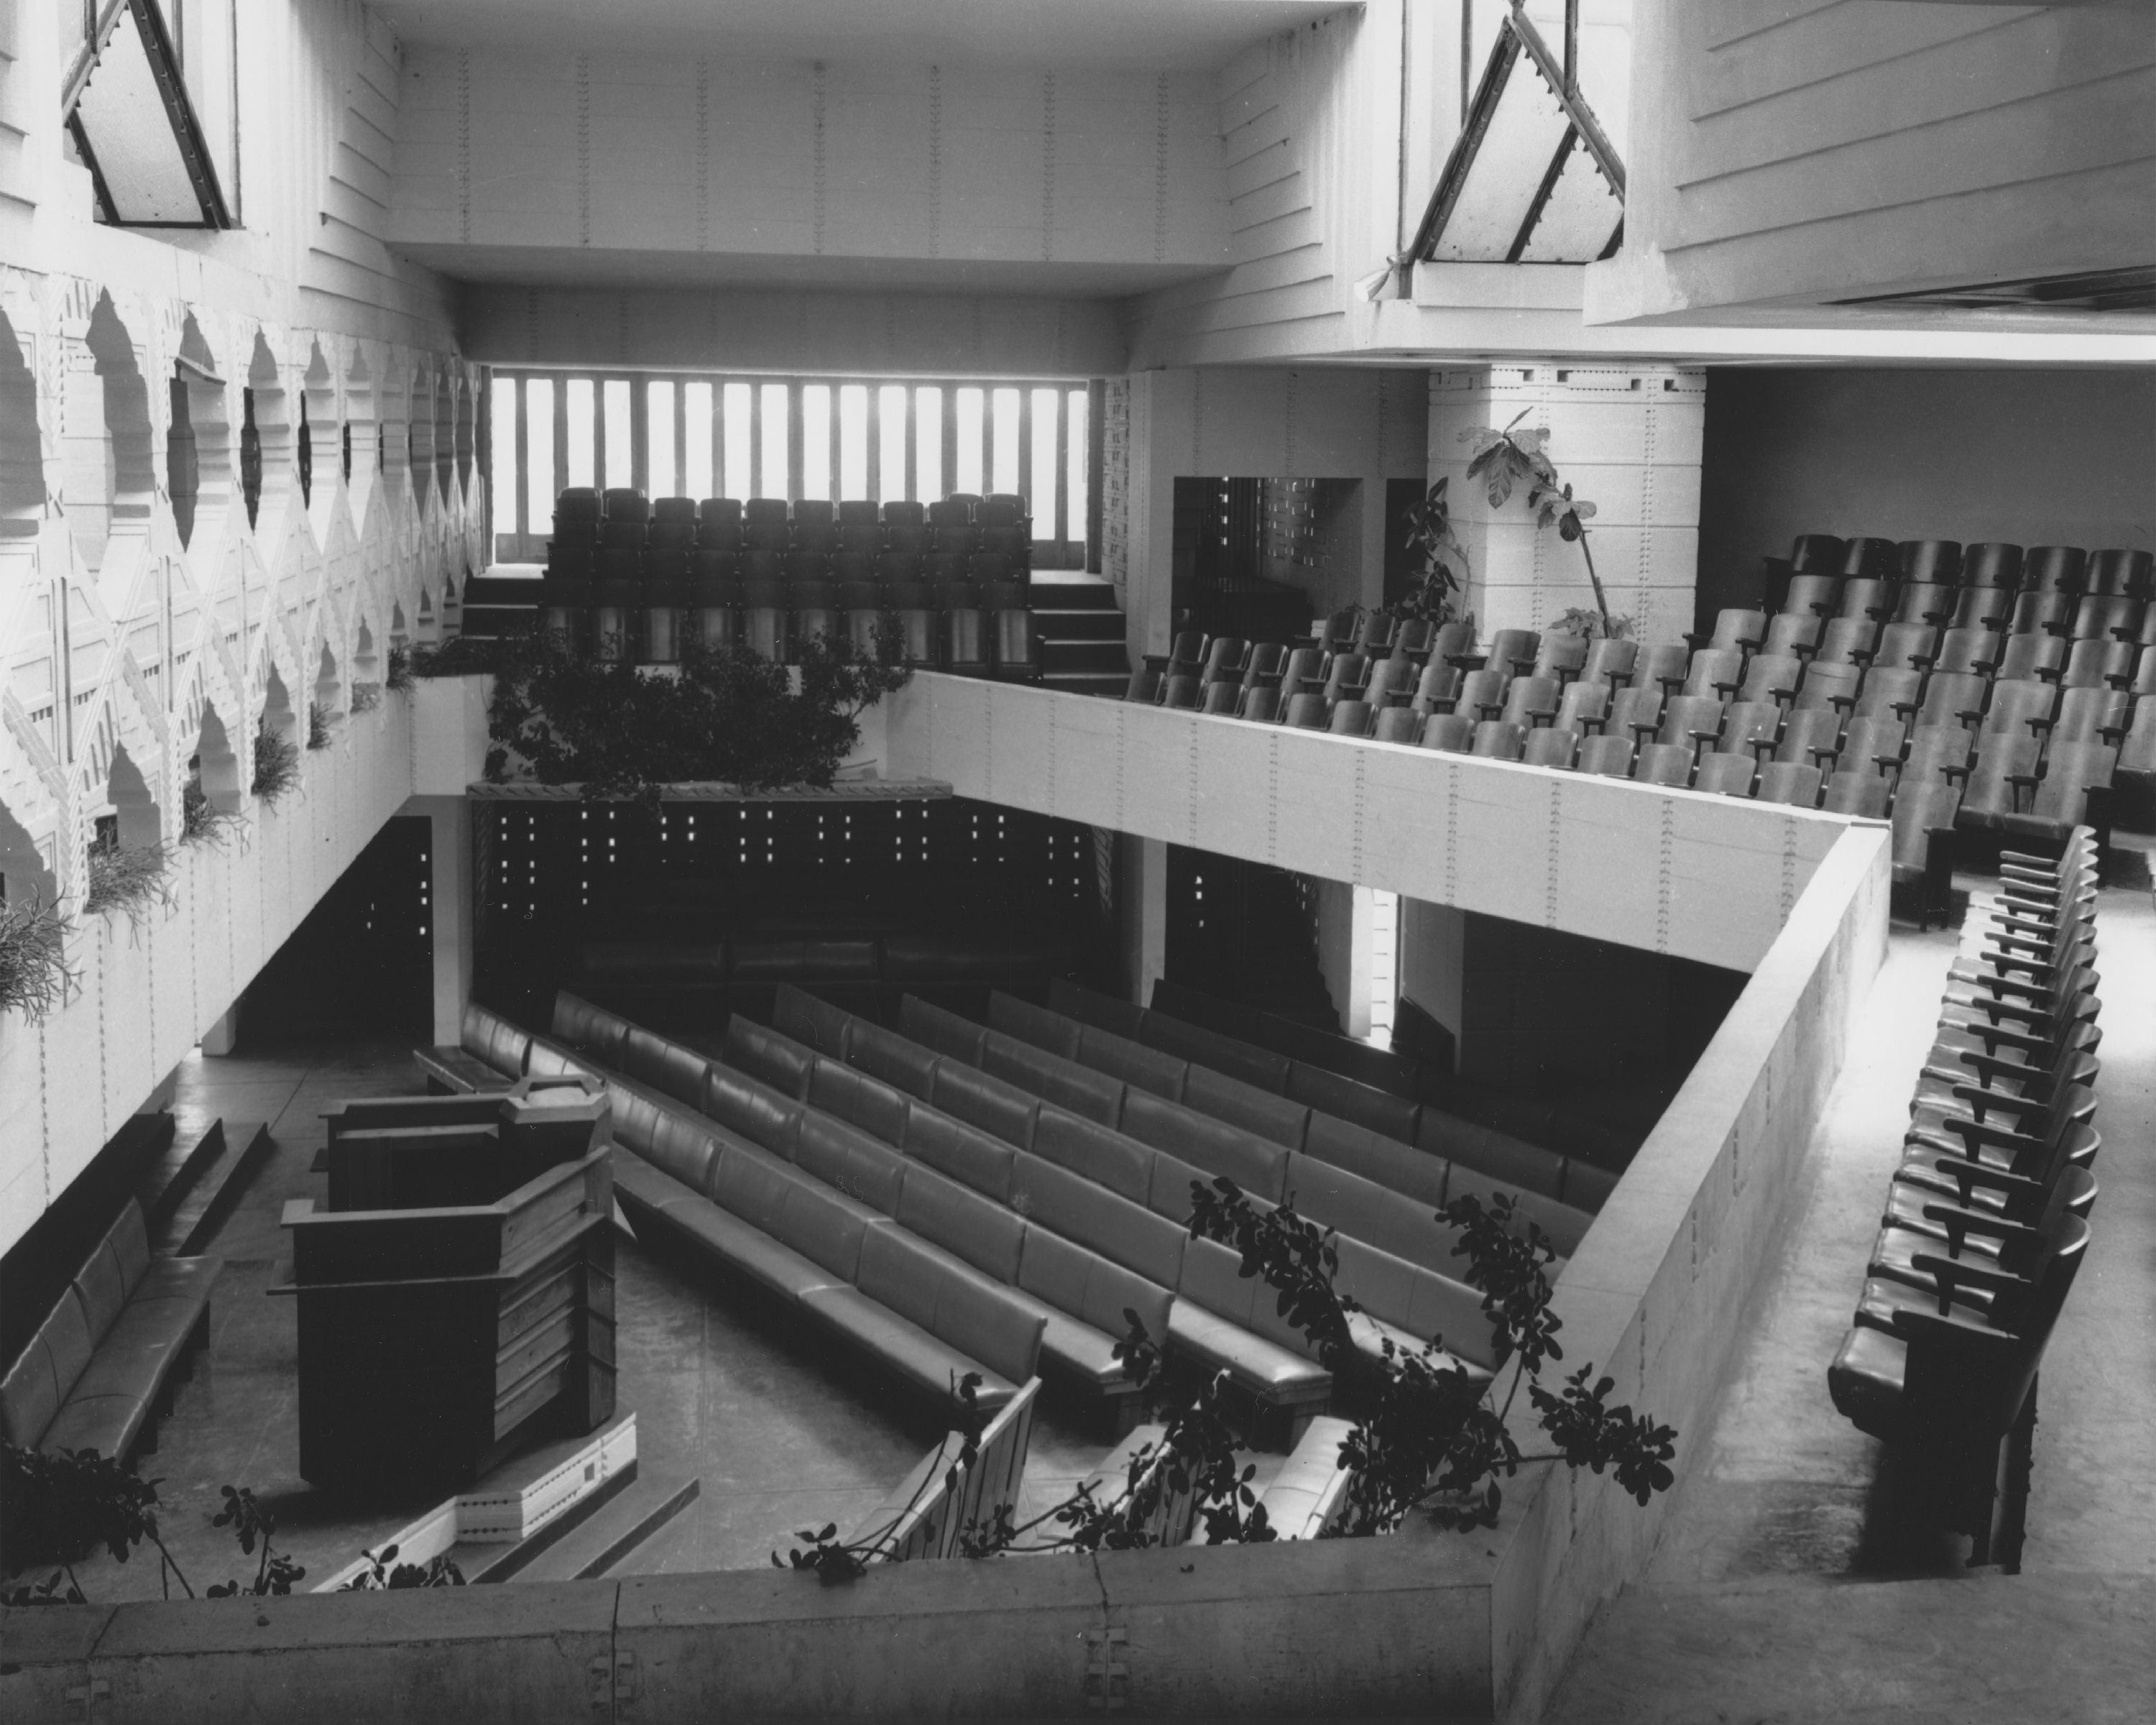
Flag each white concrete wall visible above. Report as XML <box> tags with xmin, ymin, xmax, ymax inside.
<box><xmin>1594</xmin><ymin>0</ymin><xmax>2156</xmax><ymax>323</ymax></box>
<box><xmin>884</xmin><ymin>673</ymin><xmax>1856</xmax><ymax>972</ymax></box>
<box><xmin>1429</xmin><ymin>361</ymin><xmax>1705</xmax><ymax>646</ymax></box>
<box><xmin>390</xmin><ymin>48</ymin><xmax>1229</xmax><ymax>285</ymax></box>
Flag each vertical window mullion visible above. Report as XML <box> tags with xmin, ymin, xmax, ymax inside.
<box><xmin>591</xmin><ymin>377</ymin><xmax>607</xmax><ymax>494</ymax></box>
<box><xmin>1016</xmin><ymin>383</ymin><xmax>1033</xmax><ymax>513</ymax></box>
<box><xmin>941</xmin><ymin>380</ymin><xmax>959</xmax><ymax>502</ymax></box>
<box><xmin>827</xmin><ymin>379</ymin><xmax>842</xmax><ymax>502</ymax></box>
<box><xmin>1086</xmin><ymin>378</ymin><xmax>1105</xmax><ymax>572</ymax></box>
<box><xmin>1054</xmin><ymin>387</ymin><xmax>1070</xmax><ymax>566</ymax></box>
<box><xmin>672</xmin><ymin>375</ymin><xmax>688</xmax><ymax>496</ymax></box>
<box><xmin>712</xmin><ymin>382</ymin><xmax>728</xmax><ymax>500</ymax></box>
<box><xmin>868</xmin><ymin>387</ymin><xmax>885</xmax><ymax>506</ymax></box>
<box><xmin>630</xmin><ymin>375</ymin><xmax>649</xmax><ymax>494</ymax></box>
<box><xmin>513</xmin><ymin>375</ymin><xmax>530</xmax><ymax>541</ymax></box>
<box><xmin>553</xmin><ymin>372</ymin><xmax>570</xmax><ymax>507</ymax></box>
<box><xmin>787</xmin><ymin>377</ymin><xmax>805</xmax><ymax>502</ymax></box>
<box><xmin>749</xmin><ymin>378</ymin><xmax>764</xmax><ymax>498</ymax></box>
<box><xmin>904</xmin><ymin>384</ymin><xmax>919</xmax><ymax>502</ymax></box>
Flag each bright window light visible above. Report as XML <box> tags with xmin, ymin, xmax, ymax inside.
<box><xmin>602</xmin><ymin>379</ymin><xmax>632</xmax><ymax>489</ymax></box>
<box><xmin>683</xmin><ymin>381</ymin><xmax>713</xmax><ymax>498</ymax></box>
<box><xmin>565</xmin><ymin>378</ymin><xmax>594</xmax><ymax>487</ymax></box>
<box><xmin>647</xmin><ymin>378</ymin><xmax>676</xmax><ymax>497</ymax></box>
<box><xmin>954</xmin><ymin>387</ymin><xmax>985</xmax><ymax>494</ymax></box>
<box><xmin>524</xmin><ymin>377</ymin><xmax>555</xmax><ymax>526</ymax></box>
<box><xmin>990</xmin><ymin>388</ymin><xmax>1021</xmax><ymax>495</ymax></box>
<box><xmin>1369</xmin><ymin>889</ymin><xmax>1399</xmax><ymax>1039</ymax></box>
<box><xmin>878</xmin><ymin>385</ymin><xmax>908</xmax><ymax>502</ymax></box>
<box><xmin>1031</xmin><ymin>387</ymin><xmax>1059</xmax><ymax>540</ymax></box>
<box><xmin>722</xmin><ymin>382</ymin><xmax>752</xmax><ymax>499</ymax></box>
<box><xmin>801</xmin><ymin>385</ymin><xmax>832</xmax><ymax>500</ymax></box>
<box><xmin>489</xmin><ymin>377</ymin><xmax>518</xmax><ymax>532</ymax></box>
<box><xmin>760</xmin><ymin>381</ymin><xmax>788</xmax><ymax>497</ymax></box>
<box><xmin>916</xmin><ymin>387</ymin><xmax>943</xmax><ymax>502</ymax></box>
<box><xmin>838</xmin><ymin>385</ymin><xmax>870</xmax><ymax>501</ymax></box>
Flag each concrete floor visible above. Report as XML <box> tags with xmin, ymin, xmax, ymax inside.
<box><xmin>67</xmin><ymin>1031</ymin><xmax>1230</xmax><ymax>1598</ymax></box>
<box><xmin>1544</xmin><ymin>873</ymin><xmax>2156</xmax><ymax>1723</ymax></box>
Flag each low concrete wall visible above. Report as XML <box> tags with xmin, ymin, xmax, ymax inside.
<box><xmin>0</xmin><ymin>815</ymin><xmax>1891</xmax><ymax>1724</ymax></box>
<box><xmin>4</xmin><ymin>1537</ymin><xmax>1495</xmax><ymax>1723</ymax></box>
<box><xmin>1488</xmin><ymin>822</ymin><xmax>1892</xmax><ymax>1720</ymax></box>
<box><xmin>882</xmin><ymin>674</ymin><xmax>1852</xmax><ymax>972</ymax></box>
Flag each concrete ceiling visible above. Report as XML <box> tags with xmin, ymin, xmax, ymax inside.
<box><xmin>377</xmin><ymin>0</ymin><xmax>1343</xmax><ymax>70</ymax></box>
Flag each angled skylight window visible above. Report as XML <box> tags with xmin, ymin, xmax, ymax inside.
<box><xmin>65</xmin><ymin>0</ymin><xmax>234</xmax><ymax>228</ymax></box>
<box><xmin>1411</xmin><ymin>4</ymin><xmax>1623</xmax><ymax>267</ymax></box>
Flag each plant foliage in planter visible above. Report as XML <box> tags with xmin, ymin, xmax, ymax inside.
<box><xmin>306</xmin><ymin>702</ymin><xmax>333</xmax><ymax>750</ymax></box>
<box><xmin>350</xmin><ymin>682</ymin><xmax>382</xmax><ymax>714</ymax></box>
<box><xmin>385</xmin><ymin>645</ymin><xmax>414</xmax><ymax>691</ymax></box>
<box><xmin>251</xmin><ymin>719</ymin><xmax>301</xmax><ymax>804</ymax></box>
<box><xmin>1398</xmin><ymin>476</ymin><xmax>1473</xmax><ymax>625</ymax></box>
<box><xmin>83</xmin><ymin>843</ymin><xmax>176</xmax><ymax>928</ymax></box>
<box><xmin>1461</xmin><ymin>413</ymin><xmax>1612</xmax><ymax>632</ymax></box>
<box><xmin>181</xmin><ymin>775</ymin><xmax>247</xmax><ymax>851</ymax></box>
<box><xmin>484</xmin><ymin>630</ymin><xmax>912</xmax><ymax>805</ymax></box>
<box><xmin>0</xmin><ymin>893</ymin><xmax>76</xmax><ymax>1022</ymax></box>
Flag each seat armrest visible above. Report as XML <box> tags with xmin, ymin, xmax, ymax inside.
<box><xmin>1909</xmin><ymin>653</ymin><xmax>1936</xmax><ymax>671</ymax></box>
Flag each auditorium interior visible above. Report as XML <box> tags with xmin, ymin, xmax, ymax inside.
<box><xmin>0</xmin><ymin>1</ymin><xmax>2151</xmax><ymax>1719</ymax></box>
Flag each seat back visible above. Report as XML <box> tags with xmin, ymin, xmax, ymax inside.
<box><xmin>1634</xmin><ymin>742</ymin><xmax>1694</xmax><ymax>786</ymax></box>
<box><xmin>1629</xmin><ymin>643</ymin><xmax>1690</xmax><ymax>691</ymax></box>
<box><xmin>1899</xmin><ymin>540</ymin><xmax>1962</xmax><ymax>585</ymax></box>
<box><xmin>1961</xmin><ymin>543</ymin><xmax>2023</xmax><ymax>589</ymax></box>
<box><xmin>2029</xmin><ymin>742</ymin><xmax>2114</xmax><ymax>824</ymax></box>
<box><xmin>2009</xmin><ymin>591</ymin><xmax>2075</xmax><ymax>637</ymax></box>
<box><xmin>1774</xmin><ymin>707</ymin><xmax>1843</xmax><ymax>766</ymax></box>
<box><xmin>1982</xmin><ymin>678</ymin><xmax>2058</xmax><ymax>740</ymax></box>
<box><xmin>1320</xmin><ymin>652</ymin><xmax>1370</xmax><ymax>702</ymax></box>
<box><xmin>1892</xmin><ymin>781</ymin><xmax>1964</xmax><ymax>871</ymax></box>
<box><xmin>1411</xmin><ymin>661</ymin><xmax>1460</xmax><ymax>713</ymax></box>
<box><xmin>1328</xmin><ymin>699</ymin><xmax>1375</xmax><ymax>737</ymax></box>
<box><xmin>1708</xmin><ymin>608</ymin><xmax>1766</xmax><ymax>653</ymax></box>
<box><xmin>1755</xmin><ymin>761</ymin><xmax>1822</xmax><ymax>806</ymax></box>
<box><xmin>1371</xmin><ymin>705</ymin><xmax>1421</xmax><ymax>745</ymax></box>
<box><xmin>1812</xmin><ymin>617</ymin><xmax>1876</xmax><ymax>667</ymax></box>
<box><xmin>1900</xmin><ymin>724</ymin><xmax>1973</xmax><ymax>786</ymax></box>
<box><xmin>1199</xmin><ymin>679</ymin><xmax>1240</xmax><ymax>715</ymax></box>
<box><xmin>1279</xmin><ymin>647</ymin><xmax>1325</xmax><ymax>696</ymax></box>
<box><xmin>1580</xmin><ymin>637</ymin><xmax>1637</xmax><ymax>685</ymax></box>
<box><xmin>1284</xmin><ymin>691</ymin><xmax>1329</xmax><ymax>730</ymax></box>
<box><xmin>1841</xmin><ymin>537</ymin><xmax>1899</xmax><ymax>579</ymax></box>
<box><xmin>1500</xmin><ymin>675</ymin><xmax>1562</xmax><ymax>725</ymax></box>
<box><xmin>1455</xmin><ymin>668</ymin><xmax>1508</xmax><ymax>717</ymax></box>
<box><xmin>1160</xmin><ymin>673</ymin><xmax>1202</xmax><ymax>711</ymax></box>
<box><xmin>1682</xmin><ymin>648</ymin><xmax>1745</xmax><ymax>699</ymax></box>
<box><xmin>1694</xmin><ymin>753</ymin><xmax>1756</xmax><ymax>796</ymax></box>
<box><xmin>1961</xmin><ymin>734</ymin><xmax>2042</xmax><ymax>819</ymax></box>
<box><xmin>1820</xmin><ymin>770</ymin><xmax>1888</xmax><ymax>817</ymax></box>
<box><xmin>1554</xmin><ymin>681</ymin><xmax>1608</xmax><ymax>732</ymax></box>
<box><xmin>1894</xmin><ymin>583</ymin><xmax>1955</xmax><ymax>628</ymax></box>
<box><xmin>1737</xmin><ymin>653</ymin><xmax>1802</xmax><ymax>704</ymax></box>
<box><xmin>1431</xmin><ymin>622</ymin><xmax>1478</xmax><ymax>666</ymax></box>
<box><xmin>1576</xmin><ymin>734</ymin><xmax>1635</xmax><ymax>778</ymax></box>
<box><xmin>1521</xmin><ymin>727</ymin><xmax>1578</xmax><ymax>770</ymax></box>
<box><xmin>1486</xmin><ymin>628</ymin><xmax>1539</xmax><ymax>674</ymax></box>
<box><xmin>1531</xmin><ymin>633</ymin><xmax>1589</xmax><ymax>681</ymax></box>
<box><xmin>2050</xmin><ymin>686</ymin><xmax>2129</xmax><ymax>747</ymax></box>
<box><xmin>1871</xmin><ymin>622</ymin><xmax>1937</xmax><ymax>672</ymax></box>
<box><xmin>1240</xmin><ymin>686</ymin><xmax>1282</xmax><ymax>724</ymax></box>
<box><xmin>1199</xmin><ymin>636</ymin><xmax>1248</xmax><ymax>682</ymax></box>
<box><xmin>2073</xmin><ymin>594</ymin><xmax>2142</xmax><ymax>642</ymax></box>
<box><xmin>1719</xmin><ymin>700</ymin><xmax>1783</xmax><ymax>757</ymax></box>
<box><xmin>1995</xmin><ymin>632</ymin><xmax>2065</xmax><ymax>685</ymax></box>
<box><xmin>2024</xmin><ymin>546</ymin><xmax>2086</xmax><ymax>595</ymax></box>
<box><xmin>1419</xmin><ymin>714</ymin><xmax>1475</xmax><ymax>753</ymax></box>
<box><xmin>1838</xmin><ymin>716</ymin><xmax>1902</xmax><ymax>777</ymax></box>
<box><xmin>1658</xmin><ymin>694</ymin><xmax>1726</xmax><ymax>752</ymax></box>
<box><xmin>2058</xmin><ymin>639</ymin><xmax>2134</xmax><ymax>692</ymax></box>
<box><xmin>1789</xmin><ymin>533</ymin><xmax>1846</xmax><ymax>574</ymax></box>
<box><xmin>1470</xmin><ymin>719</ymin><xmax>1526</xmax><ymax>760</ymax></box>
<box><xmin>1950</xmin><ymin>588</ymin><xmax>2012</xmax><ymax>632</ymax></box>
<box><xmin>1761</xmin><ymin>611</ymin><xmax>1821</xmax><ymax>658</ymax></box>
<box><xmin>1606</xmin><ymin>685</ymin><xmax>1662</xmax><ymax>740</ymax></box>
<box><xmin>2087</xmin><ymin>548</ymin><xmax>2153</xmax><ymax>599</ymax></box>
<box><xmin>1391</xmin><ymin>618</ymin><xmax>1434</xmax><ymax>661</ymax></box>
<box><xmin>1930</xmin><ymin>627</ymin><xmax>1999</xmax><ymax>677</ymax></box>
<box><xmin>1242</xmin><ymin>642</ymin><xmax>1288</xmax><ymax>689</ymax></box>
<box><xmin>1366</xmin><ymin>653</ymin><xmax>1418</xmax><ymax>706</ymax></box>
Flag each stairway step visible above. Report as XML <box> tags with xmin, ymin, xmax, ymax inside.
<box><xmin>463</xmin><ymin>1455</ymin><xmax>642</xmax><ymax>1583</ymax></box>
<box><xmin>1041</xmin><ymin>641</ymin><xmax>1129</xmax><ymax>675</ymax></box>
<box><xmin>1032</xmin><ymin>610</ymin><xmax>1127</xmax><ymax>643</ymax></box>
<box><xmin>1027</xmin><ymin>574</ymin><xmax>1120</xmax><ymax>610</ymax></box>
<box><xmin>158</xmin><ymin>1121</ymin><xmax>274</xmax><ymax>1256</ymax></box>
<box><xmin>505</xmin><ymin>1473</ymin><xmax>701</xmax><ymax>1582</ymax></box>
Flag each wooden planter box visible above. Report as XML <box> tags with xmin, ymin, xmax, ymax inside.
<box><xmin>276</xmin><ymin>1083</ymin><xmax>615</xmax><ymax>1491</ymax></box>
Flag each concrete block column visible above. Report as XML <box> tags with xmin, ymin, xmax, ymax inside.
<box><xmin>410</xmin><ymin>794</ymin><xmax>474</xmax><ymax>1048</ymax></box>
<box><xmin>1428</xmin><ymin>362</ymin><xmax>1705</xmax><ymax>647</ymax></box>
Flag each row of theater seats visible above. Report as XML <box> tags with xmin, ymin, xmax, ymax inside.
<box><xmin>517</xmin><ymin>984</ymin><xmax>1491</xmax><ymax>1442</ymax></box>
<box><xmin>1828</xmin><ymin>830</ymin><xmax>2103</xmax><ymax>1566</ymax></box>
<box><xmin>1774</xmin><ymin>535</ymin><xmax>2150</xmax><ymax>603</ymax></box>
<box><xmin>1031</xmin><ymin>978</ymin><xmax>1618</xmax><ymax>1217</ymax></box>
<box><xmin>535</xmin><ymin>486</ymin><xmax>1041</xmax><ymax>675</ymax></box>
<box><xmin>553</xmin><ymin>487</ymin><xmax>1036</xmax><ymax>556</ymax></box>
<box><xmin>1129</xmin><ymin>606</ymin><xmax>2147</xmax><ymax>919</ymax></box>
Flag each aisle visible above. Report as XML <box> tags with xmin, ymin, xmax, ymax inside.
<box><xmin>1544</xmin><ymin>882</ymin><xmax>2156</xmax><ymax>1722</ymax></box>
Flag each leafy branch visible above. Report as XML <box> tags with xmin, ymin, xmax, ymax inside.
<box><xmin>1461</xmin><ymin>413</ymin><xmax>1612</xmax><ymax>632</ymax></box>
<box><xmin>1399</xmin><ymin>477</ymin><xmax>1473</xmax><ymax>626</ymax></box>
<box><xmin>0</xmin><ymin>892</ymin><xmax>78</xmax><ymax>1022</ymax></box>
<box><xmin>205</xmin><ymin>1486</ymin><xmax>306</xmax><ymax>1597</ymax></box>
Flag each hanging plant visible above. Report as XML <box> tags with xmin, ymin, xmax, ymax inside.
<box><xmin>1398</xmin><ymin>477</ymin><xmax>1473</xmax><ymax>625</ymax></box>
<box><xmin>83</xmin><ymin>844</ymin><xmax>177</xmax><ymax>927</ymax></box>
<box><xmin>384</xmin><ymin>645</ymin><xmax>414</xmax><ymax>691</ymax></box>
<box><xmin>306</xmin><ymin>702</ymin><xmax>333</xmax><ymax>750</ymax></box>
<box><xmin>483</xmin><ymin>630</ymin><xmax>912</xmax><ymax>808</ymax></box>
<box><xmin>251</xmin><ymin>719</ymin><xmax>301</xmax><ymax>804</ymax></box>
<box><xmin>1461</xmin><ymin>411</ymin><xmax>1613</xmax><ymax>632</ymax></box>
<box><xmin>349</xmin><ymin>683</ymin><xmax>382</xmax><ymax>714</ymax></box>
<box><xmin>0</xmin><ymin>893</ymin><xmax>77</xmax><ymax>1022</ymax></box>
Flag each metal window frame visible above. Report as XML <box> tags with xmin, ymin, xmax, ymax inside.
<box><xmin>65</xmin><ymin>0</ymin><xmax>234</xmax><ymax>229</ymax></box>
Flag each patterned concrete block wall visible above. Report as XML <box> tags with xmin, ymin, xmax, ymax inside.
<box><xmin>1428</xmin><ymin>362</ymin><xmax>1707</xmax><ymax>646</ymax></box>
<box><xmin>0</xmin><ymin>265</ymin><xmax>476</xmax><ymax>1260</ymax></box>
